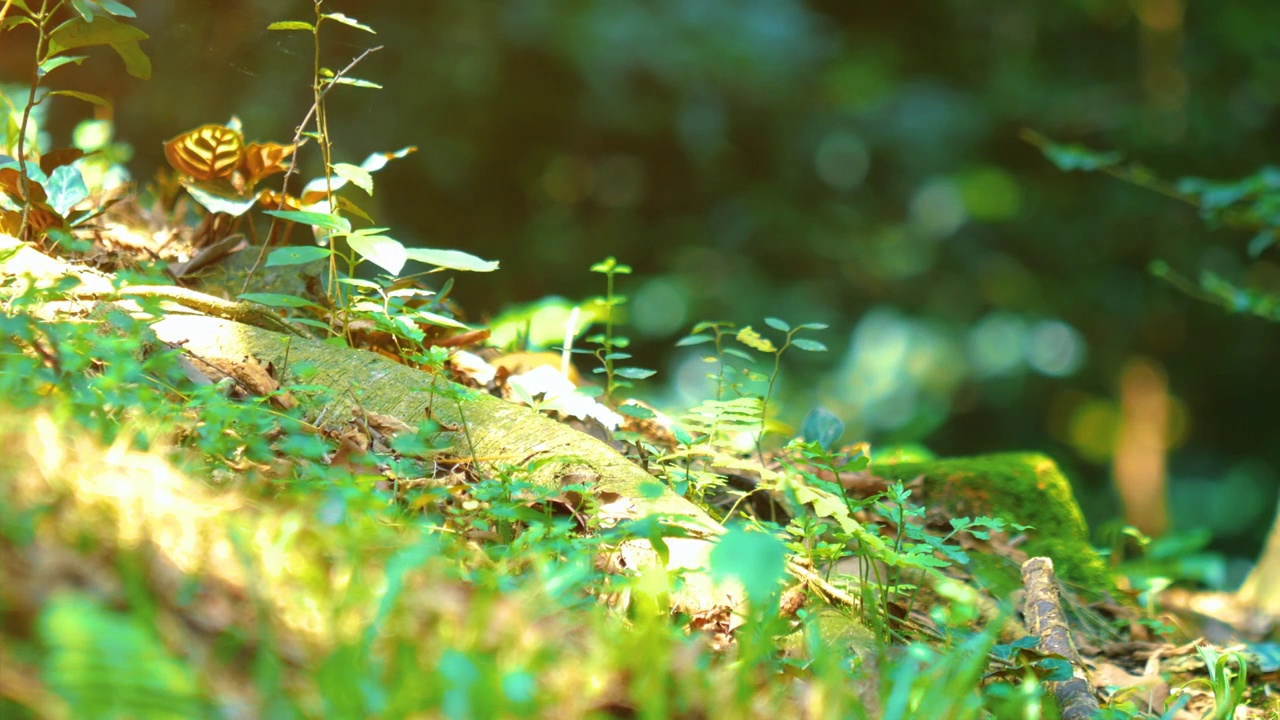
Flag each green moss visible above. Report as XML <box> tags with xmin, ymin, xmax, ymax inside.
<box><xmin>874</xmin><ymin>452</ymin><xmax>1115</xmax><ymax>598</ymax></box>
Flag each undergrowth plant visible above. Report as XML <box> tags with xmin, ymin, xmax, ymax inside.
<box><xmin>1025</xmin><ymin>129</ymin><xmax>1280</xmax><ymax>321</ymax></box>
<box><xmin>677</xmin><ymin>317</ymin><xmax>827</xmax><ymax>453</ymax></box>
<box><xmin>582</xmin><ymin>256</ymin><xmax>655</xmax><ymax>401</ymax></box>
<box><xmin>0</xmin><ymin>0</ymin><xmax>149</xmax><ymax>244</ymax></box>
<box><xmin>0</xmin><ymin>6</ymin><xmax>1147</xmax><ymax>719</ymax></box>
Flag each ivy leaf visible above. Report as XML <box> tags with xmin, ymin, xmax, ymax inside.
<box><xmin>45</xmin><ymin>166</ymin><xmax>88</xmax><ymax>216</ymax></box>
<box><xmin>800</xmin><ymin>407</ymin><xmax>844</xmax><ymax>451</ymax></box>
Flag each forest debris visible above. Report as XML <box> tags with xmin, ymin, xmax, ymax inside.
<box><xmin>1021</xmin><ymin>556</ymin><xmax>1101</xmax><ymax>720</ymax></box>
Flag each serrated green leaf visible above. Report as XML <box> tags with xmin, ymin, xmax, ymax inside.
<box><xmin>47</xmin><ymin>90</ymin><xmax>111</xmax><ymax>108</ymax></box>
<box><xmin>38</xmin><ymin>55</ymin><xmax>88</xmax><ymax>77</ymax></box>
<box><xmin>403</xmin><ymin>247</ymin><xmax>499</xmax><ymax>272</ymax></box>
<box><xmin>335</xmin><ymin>277</ymin><xmax>381</xmax><ymax>290</ymax></box>
<box><xmin>791</xmin><ymin>338</ymin><xmax>827</xmax><ymax>352</ymax></box>
<box><xmin>332</xmin><ymin>163</ymin><xmax>373</xmax><ymax>195</ymax></box>
<box><xmin>265</xmin><ymin>209</ymin><xmax>351</xmax><ymax>232</ymax></box>
<box><xmin>48</xmin><ymin>15</ymin><xmax>150</xmax><ymax>79</ymax></box>
<box><xmin>266</xmin><ymin>246</ymin><xmax>330</xmax><ymax>267</ymax></box>
<box><xmin>69</xmin><ymin>0</ymin><xmax>94</xmax><ymax>20</ymax></box>
<box><xmin>414</xmin><ymin>310</ymin><xmax>468</xmax><ymax>329</ymax></box>
<box><xmin>614</xmin><ymin>367</ymin><xmax>656</xmax><ymax>380</ymax></box>
<box><xmin>386</xmin><ymin>287</ymin><xmax>435</xmax><ymax>300</ymax></box>
<box><xmin>346</xmin><ymin>233</ymin><xmax>406</xmax><ymax>275</ymax></box>
<box><xmin>2</xmin><ymin>16</ymin><xmax>38</xmax><ymax>31</ymax></box>
<box><xmin>322</xmin><ymin>12</ymin><xmax>376</xmax><ymax>33</ymax></box>
<box><xmin>618</xmin><ymin>403</ymin><xmax>655</xmax><ymax>419</ymax></box>
<box><xmin>331</xmin><ymin>77</ymin><xmax>381</xmax><ymax>89</ymax></box>
<box><xmin>268</xmin><ymin>20</ymin><xmax>314</xmax><ymax>31</ymax></box>
<box><xmin>94</xmin><ymin>0</ymin><xmax>136</xmax><ymax>17</ymax></box>
<box><xmin>1040</xmin><ymin>141</ymin><xmax>1122</xmax><ymax>172</ymax></box>
<box><xmin>238</xmin><ymin>293</ymin><xmax>320</xmax><ymax>309</ymax></box>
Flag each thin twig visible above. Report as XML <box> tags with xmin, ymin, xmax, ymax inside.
<box><xmin>241</xmin><ymin>43</ymin><xmax>384</xmax><ymax>294</ymax></box>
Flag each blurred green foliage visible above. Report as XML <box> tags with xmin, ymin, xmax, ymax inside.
<box><xmin>8</xmin><ymin>0</ymin><xmax>1280</xmax><ymax>557</ymax></box>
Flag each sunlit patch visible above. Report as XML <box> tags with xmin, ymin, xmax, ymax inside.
<box><xmin>13</xmin><ymin>413</ymin><xmax>346</xmax><ymax>649</ymax></box>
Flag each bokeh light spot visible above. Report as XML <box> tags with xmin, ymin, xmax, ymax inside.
<box><xmin>631</xmin><ymin>276</ymin><xmax>690</xmax><ymax>338</ymax></box>
<box><xmin>594</xmin><ymin>155</ymin><xmax>646</xmax><ymax>208</ymax></box>
<box><xmin>814</xmin><ymin>131</ymin><xmax>870</xmax><ymax>191</ymax></box>
<box><xmin>541</xmin><ymin>155</ymin><xmax>594</xmax><ymax>205</ymax></box>
<box><xmin>957</xmin><ymin>166</ymin><xmax>1022</xmax><ymax>220</ymax></box>
<box><xmin>1026</xmin><ymin>319</ymin><xmax>1085</xmax><ymax>377</ymax></box>
<box><xmin>967</xmin><ymin>312</ymin><xmax>1027</xmax><ymax>377</ymax></box>
<box><xmin>909</xmin><ymin>178</ymin><xmax>966</xmax><ymax>238</ymax></box>
<box><xmin>1068</xmin><ymin>398</ymin><xmax>1120</xmax><ymax>463</ymax></box>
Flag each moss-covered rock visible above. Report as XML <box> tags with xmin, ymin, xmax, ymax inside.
<box><xmin>874</xmin><ymin>452</ymin><xmax>1115</xmax><ymax>598</ymax></box>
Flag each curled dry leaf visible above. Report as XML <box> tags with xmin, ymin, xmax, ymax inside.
<box><xmin>164</xmin><ymin>124</ymin><xmax>244</xmax><ymax>183</ymax></box>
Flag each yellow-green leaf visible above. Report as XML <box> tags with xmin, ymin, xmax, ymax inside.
<box><xmin>322</xmin><ymin>12</ymin><xmax>375</xmax><ymax>33</ymax></box>
<box><xmin>736</xmin><ymin>326</ymin><xmax>776</xmax><ymax>353</ymax></box>
<box><xmin>268</xmin><ymin>20</ymin><xmax>314</xmax><ymax>31</ymax></box>
<box><xmin>332</xmin><ymin>163</ymin><xmax>373</xmax><ymax>195</ymax></box>
<box><xmin>48</xmin><ymin>90</ymin><xmax>111</xmax><ymax>108</ymax></box>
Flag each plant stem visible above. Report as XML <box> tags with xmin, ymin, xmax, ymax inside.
<box><xmin>602</xmin><ymin>268</ymin><xmax>616</xmax><ymax>398</ymax></box>
<box><xmin>15</xmin><ymin>0</ymin><xmax>56</xmax><ymax>242</ymax></box>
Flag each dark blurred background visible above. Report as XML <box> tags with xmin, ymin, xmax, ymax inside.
<box><xmin>6</xmin><ymin>0</ymin><xmax>1280</xmax><ymax>574</ymax></box>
